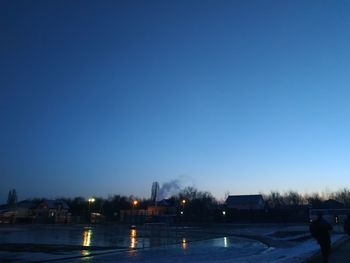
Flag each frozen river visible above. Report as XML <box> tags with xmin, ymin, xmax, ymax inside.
<box><xmin>0</xmin><ymin>223</ymin><xmax>342</xmax><ymax>262</ymax></box>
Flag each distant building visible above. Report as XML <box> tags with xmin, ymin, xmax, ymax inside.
<box><xmin>0</xmin><ymin>200</ymin><xmax>37</xmax><ymax>223</ymax></box>
<box><xmin>15</xmin><ymin>200</ymin><xmax>37</xmax><ymax>222</ymax></box>
<box><xmin>121</xmin><ymin>199</ymin><xmax>176</xmax><ymax>224</ymax></box>
<box><xmin>226</xmin><ymin>194</ymin><xmax>265</xmax><ymax>210</ymax></box>
<box><xmin>0</xmin><ymin>204</ymin><xmax>16</xmax><ymax>223</ymax></box>
<box><xmin>0</xmin><ymin>199</ymin><xmax>71</xmax><ymax>224</ymax></box>
<box><xmin>309</xmin><ymin>199</ymin><xmax>350</xmax><ymax>224</ymax></box>
<box><xmin>317</xmin><ymin>199</ymin><xmax>344</xmax><ymax>209</ymax></box>
<box><xmin>35</xmin><ymin>199</ymin><xmax>71</xmax><ymax>223</ymax></box>
<box><xmin>147</xmin><ymin>199</ymin><xmax>176</xmax><ymax>217</ymax></box>
<box><xmin>90</xmin><ymin>212</ymin><xmax>105</xmax><ymax>224</ymax></box>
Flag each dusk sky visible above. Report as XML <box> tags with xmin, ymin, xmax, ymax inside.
<box><xmin>2</xmin><ymin>0</ymin><xmax>350</xmax><ymax>203</ymax></box>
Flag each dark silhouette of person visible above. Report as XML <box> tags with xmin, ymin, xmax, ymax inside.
<box><xmin>309</xmin><ymin>212</ymin><xmax>333</xmax><ymax>263</ymax></box>
<box><xmin>344</xmin><ymin>214</ymin><xmax>350</xmax><ymax>236</ymax></box>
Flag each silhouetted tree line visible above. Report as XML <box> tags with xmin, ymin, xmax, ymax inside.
<box><xmin>54</xmin><ymin>187</ymin><xmax>217</xmax><ymax>222</ymax></box>
<box><xmin>262</xmin><ymin>188</ymin><xmax>350</xmax><ymax>209</ymax></box>
<box><xmin>175</xmin><ymin>186</ymin><xmax>217</xmax><ymax>222</ymax></box>
<box><xmin>7</xmin><ymin>187</ymin><xmax>350</xmax><ymax>223</ymax></box>
<box><xmin>59</xmin><ymin>195</ymin><xmax>149</xmax><ymax>221</ymax></box>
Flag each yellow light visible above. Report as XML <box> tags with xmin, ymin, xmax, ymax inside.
<box><xmin>129</xmin><ymin>227</ymin><xmax>137</xmax><ymax>249</ymax></box>
<box><xmin>131</xmin><ymin>229</ymin><xmax>137</xmax><ymax>238</ymax></box>
<box><xmin>88</xmin><ymin>198</ymin><xmax>95</xmax><ymax>203</ymax></box>
<box><xmin>182</xmin><ymin>238</ymin><xmax>187</xmax><ymax>250</ymax></box>
<box><xmin>133</xmin><ymin>200</ymin><xmax>138</xmax><ymax>206</ymax></box>
<box><xmin>130</xmin><ymin>237</ymin><xmax>137</xmax><ymax>249</ymax></box>
<box><xmin>181</xmin><ymin>199</ymin><xmax>186</xmax><ymax>204</ymax></box>
<box><xmin>83</xmin><ymin>228</ymin><xmax>92</xmax><ymax>247</ymax></box>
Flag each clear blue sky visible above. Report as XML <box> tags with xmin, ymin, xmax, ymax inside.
<box><xmin>1</xmin><ymin>0</ymin><xmax>350</xmax><ymax>202</ymax></box>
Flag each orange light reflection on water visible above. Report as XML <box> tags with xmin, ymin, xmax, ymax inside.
<box><xmin>82</xmin><ymin>228</ymin><xmax>92</xmax><ymax>256</ymax></box>
<box><xmin>182</xmin><ymin>238</ymin><xmax>187</xmax><ymax>250</ymax></box>
<box><xmin>130</xmin><ymin>228</ymin><xmax>137</xmax><ymax>249</ymax></box>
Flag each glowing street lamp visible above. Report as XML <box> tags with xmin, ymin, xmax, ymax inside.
<box><xmin>180</xmin><ymin>199</ymin><xmax>186</xmax><ymax>215</ymax></box>
<box><xmin>87</xmin><ymin>197</ymin><xmax>95</xmax><ymax>223</ymax></box>
<box><xmin>222</xmin><ymin>210</ymin><xmax>227</xmax><ymax>223</ymax></box>
<box><xmin>88</xmin><ymin>198</ymin><xmax>95</xmax><ymax>210</ymax></box>
<box><xmin>131</xmin><ymin>200</ymin><xmax>139</xmax><ymax>219</ymax></box>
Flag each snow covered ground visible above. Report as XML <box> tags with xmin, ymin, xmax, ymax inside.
<box><xmin>73</xmin><ymin>234</ymin><xmax>344</xmax><ymax>263</ymax></box>
<box><xmin>0</xmin><ymin>224</ymin><xmax>345</xmax><ymax>262</ymax></box>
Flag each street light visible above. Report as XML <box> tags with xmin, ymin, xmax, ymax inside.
<box><xmin>181</xmin><ymin>199</ymin><xmax>186</xmax><ymax>215</ymax></box>
<box><xmin>88</xmin><ymin>198</ymin><xmax>95</xmax><ymax>210</ymax></box>
<box><xmin>131</xmin><ymin>200</ymin><xmax>139</xmax><ymax>222</ymax></box>
<box><xmin>88</xmin><ymin>198</ymin><xmax>95</xmax><ymax>223</ymax></box>
<box><xmin>222</xmin><ymin>210</ymin><xmax>226</xmax><ymax>223</ymax></box>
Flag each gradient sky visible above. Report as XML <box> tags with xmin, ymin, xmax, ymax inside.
<box><xmin>1</xmin><ymin>0</ymin><xmax>350</xmax><ymax>203</ymax></box>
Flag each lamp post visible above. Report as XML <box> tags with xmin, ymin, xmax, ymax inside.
<box><xmin>181</xmin><ymin>199</ymin><xmax>186</xmax><ymax>215</ymax></box>
<box><xmin>180</xmin><ymin>199</ymin><xmax>186</xmax><ymax>227</ymax></box>
<box><xmin>88</xmin><ymin>198</ymin><xmax>95</xmax><ymax>223</ymax></box>
<box><xmin>132</xmin><ymin>200</ymin><xmax>138</xmax><ymax>223</ymax></box>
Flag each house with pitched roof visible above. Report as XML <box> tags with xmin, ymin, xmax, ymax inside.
<box><xmin>35</xmin><ymin>199</ymin><xmax>71</xmax><ymax>223</ymax></box>
<box><xmin>225</xmin><ymin>194</ymin><xmax>265</xmax><ymax>210</ymax></box>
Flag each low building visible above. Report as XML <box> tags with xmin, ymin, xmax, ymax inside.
<box><xmin>309</xmin><ymin>199</ymin><xmax>350</xmax><ymax>224</ymax></box>
<box><xmin>226</xmin><ymin>194</ymin><xmax>265</xmax><ymax>210</ymax></box>
<box><xmin>0</xmin><ymin>204</ymin><xmax>16</xmax><ymax>224</ymax></box>
<box><xmin>15</xmin><ymin>200</ymin><xmax>37</xmax><ymax>222</ymax></box>
<box><xmin>0</xmin><ymin>201</ymin><xmax>36</xmax><ymax>223</ymax></box>
<box><xmin>35</xmin><ymin>200</ymin><xmax>71</xmax><ymax>223</ymax></box>
<box><xmin>121</xmin><ymin>199</ymin><xmax>176</xmax><ymax>224</ymax></box>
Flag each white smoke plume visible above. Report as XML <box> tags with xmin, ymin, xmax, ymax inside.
<box><xmin>156</xmin><ymin>179</ymin><xmax>182</xmax><ymax>201</ymax></box>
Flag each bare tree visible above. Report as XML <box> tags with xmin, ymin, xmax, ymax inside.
<box><xmin>7</xmin><ymin>189</ymin><xmax>17</xmax><ymax>207</ymax></box>
<box><xmin>305</xmin><ymin>192</ymin><xmax>323</xmax><ymax>207</ymax></box>
<box><xmin>283</xmin><ymin>191</ymin><xmax>303</xmax><ymax>206</ymax></box>
<box><xmin>332</xmin><ymin>188</ymin><xmax>350</xmax><ymax>207</ymax></box>
<box><xmin>264</xmin><ymin>191</ymin><xmax>284</xmax><ymax>208</ymax></box>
